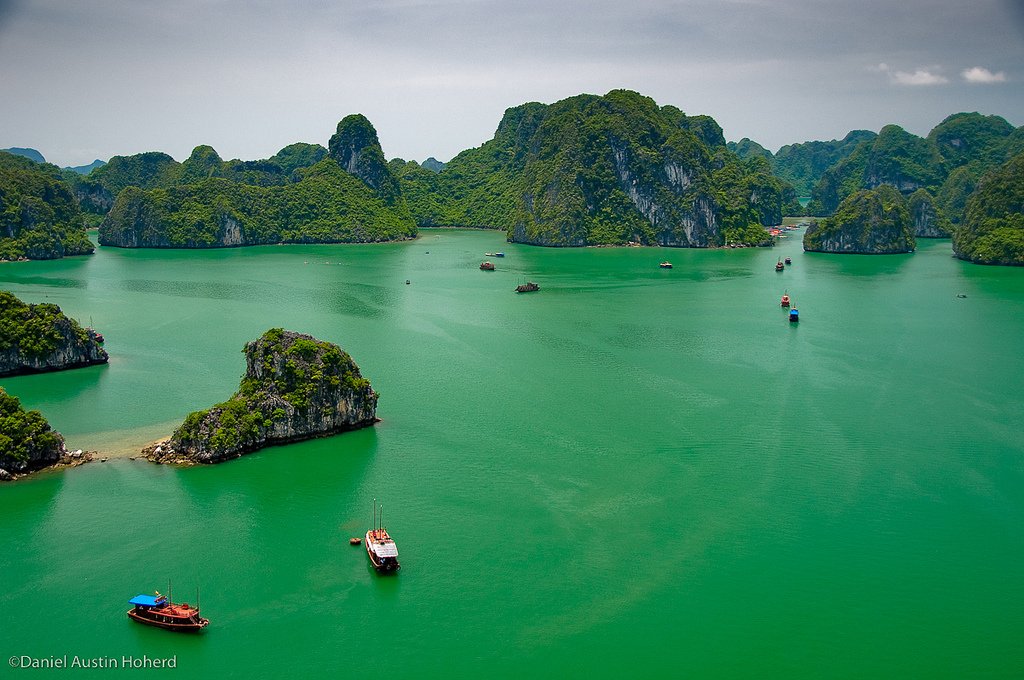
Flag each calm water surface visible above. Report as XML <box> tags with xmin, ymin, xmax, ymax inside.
<box><xmin>1</xmin><ymin>230</ymin><xmax>1022</xmax><ymax>677</ymax></box>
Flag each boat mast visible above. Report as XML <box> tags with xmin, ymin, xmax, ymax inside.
<box><xmin>373</xmin><ymin>497</ymin><xmax>376</xmax><ymax>532</ymax></box>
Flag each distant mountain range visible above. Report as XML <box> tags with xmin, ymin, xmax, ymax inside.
<box><xmin>3</xmin><ymin>96</ymin><xmax>1022</xmax><ymax>264</ymax></box>
<box><xmin>1</xmin><ymin>147</ymin><xmax>106</xmax><ymax>175</ymax></box>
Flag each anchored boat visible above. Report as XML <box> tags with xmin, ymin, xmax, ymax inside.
<box><xmin>659</xmin><ymin>261</ymin><xmax>673</xmax><ymax>269</ymax></box>
<box><xmin>515</xmin><ymin>282</ymin><xmax>540</xmax><ymax>293</ymax></box>
<box><xmin>127</xmin><ymin>590</ymin><xmax>208</xmax><ymax>632</ymax></box>
<box><xmin>480</xmin><ymin>261</ymin><xmax>495</xmax><ymax>271</ymax></box>
<box><xmin>366</xmin><ymin>500</ymin><xmax>400</xmax><ymax>573</ymax></box>
<box><xmin>781</xmin><ymin>294</ymin><xmax>790</xmax><ymax>307</ymax></box>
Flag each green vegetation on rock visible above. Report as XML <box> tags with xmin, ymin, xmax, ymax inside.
<box><xmin>0</xmin><ymin>290</ymin><xmax>108</xmax><ymax>375</ymax></box>
<box><xmin>399</xmin><ymin>90</ymin><xmax>795</xmax><ymax>246</ymax></box>
<box><xmin>98</xmin><ymin>116</ymin><xmax>415</xmax><ymax>248</ymax></box>
<box><xmin>0</xmin><ymin>152</ymin><xmax>94</xmax><ymax>261</ymax></box>
<box><xmin>152</xmin><ymin>328</ymin><xmax>378</xmax><ymax>464</ymax></box>
<box><xmin>0</xmin><ymin>387</ymin><xmax>64</xmax><ymax>471</ymax></box>
<box><xmin>804</xmin><ymin>185</ymin><xmax>914</xmax><ymax>254</ymax></box>
<box><xmin>952</xmin><ymin>151</ymin><xmax>1024</xmax><ymax>265</ymax></box>
<box><xmin>806</xmin><ymin>114</ymin><xmax>1021</xmax><ymax>222</ymax></box>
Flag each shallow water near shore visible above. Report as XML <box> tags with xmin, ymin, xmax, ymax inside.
<box><xmin>2</xmin><ymin>230</ymin><xmax>1023</xmax><ymax>677</ymax></box>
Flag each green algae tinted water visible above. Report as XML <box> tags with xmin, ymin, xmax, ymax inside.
<box><xmin>1</xmin><ymin>230</ymin><xmax>1023</xmax><ymax>677</ymax></box>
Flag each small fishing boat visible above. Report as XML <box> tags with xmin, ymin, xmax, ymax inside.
<box><xmin>659</xmin><ymin>261</ymin><xmax>673</xmax><ymax>269</ymax></box>
<box><xmin>485</xmin><ymin>252</ymin><xmax>496</xmax><ymax>257</ymax></box>
<box><xmin>515</xmin><ymin>282</ymin><xmax>540</xmax><ymax>293</ymax></box>
<box><xmin>775</xmin><ymin>260</ymin><xmax>785</xmax><ymax>271</ymax></box>
<box><xmin>781</xmin><ymin>294</ymin><xmax>790</xmax><ymax>307</ymax></box>
<box><xmin>784</xmin><ymin>257</ymin><xmax>792</xmax><ymax>265</ymax></box>
<box><xmin>366</xmin><ymin>500</ymin><xmax>400</xmax><ymax>573</ymax></box>
<box><xmin>349</xmin><ymin>537</ymin><xmax>362</xmax><ymax>545</ymax></box>
<box><xmin>494</xmin><ymin>252</ymin><xmax>505</xmax><ymax>257</ymax></box>
<box><xmin>480</xmin><ymin>261</ymin><xmax>495</xmax><ymax>271</ymax></box>
<box><xmin>127</xmin><ymin>591</ymin><xmax>208</xmax><ymax>632</ymax></box>
<box><xmin>789</xmin><ymin>307</ymin><xmax>799</xmax><ymax>323</ymax></box>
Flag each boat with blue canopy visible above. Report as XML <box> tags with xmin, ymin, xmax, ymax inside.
<box><xmin>127</xmin><ymin>590</ymin><xmax>208</xmax><ymax>632</ymax></box>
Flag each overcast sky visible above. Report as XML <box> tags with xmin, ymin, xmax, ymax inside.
<box><xmin>1</xmin><ymin>0</ymin><xmax>1022</xmax><ymax>166</ymax></box>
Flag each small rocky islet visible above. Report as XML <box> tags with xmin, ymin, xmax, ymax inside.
<box><xmin>802</xmin><ymin>185</ymin><xmax>915</xmax><ymax>254</ymax></box>
<box><xmin>0</xmin><ymin>290</ymin><xmax>108</xmax><ymax>376</ymax></box>
<box><xmin>145</xmin><ymin>328</ymin><xmax>378</xmax><ymax>465</ymax></box>
<box><xmin>0</xmin><ymin>387</ymin><xmax>92</xmax><ymax>481</ymax></box>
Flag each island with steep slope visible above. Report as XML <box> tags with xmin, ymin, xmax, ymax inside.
<box><xmin>146</xmin><ymin>329</ymin><xmax>378</xmax><ymax>464</ymax></box>
<box><xmin>0</xmin><ymin>388</ymin><xmax>91</xmax><ymax>480</ymax></box>
<box><xmin>397</xmin><ymin>89</ymin><xmax>798</xmax><ymax>247</ymax></box>
<box><xmin>803</xmin><ymin>185</ymin><xmax>914</xmax><ymax>254</ymax></box>
<box><xmin>98</xmin><ymin>115</ymin><xmax>415</xmax><ymax>248</ymax></box>
<box><xmin>0</xmin><ymin>291</ymin><xmax>108</xmax><ymax>376</ymax></box>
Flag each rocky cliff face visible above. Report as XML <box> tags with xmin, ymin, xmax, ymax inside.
<box><xmin>909</xmin><ymin>189</ymin><xmax>951</xmax><ymax>238</ymax></box>
<box><xmin>0</xmin><ymin>291</ymin><xmax>108</xmax><ymax>377</ymax></box>
<box><xmin>804</xmin><ymin>185</ymin><xmax>915</xmax><ymax>254</ymax></box>
<box><xmin>0</xmin><ymin>387</ymin><xmax>66</xmax><ymax>479</ymax></box>
<box><xmin>328</xmin><ymin>114</ymin><xmax>402</xmax><ymax>204</ymax></box>
<box><xmin>147</xmin><ymin>329</ymin><xmax>378</xmax><ymax>464</ymax></box>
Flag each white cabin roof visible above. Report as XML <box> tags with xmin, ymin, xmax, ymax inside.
<box><xmin>371</xmin><ymin>541</ymin><xmax>398</xmax><ymax>558</ymax></box>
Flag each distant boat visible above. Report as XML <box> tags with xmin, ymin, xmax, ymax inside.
<box><xmin>659</xmin><ymin>261</ymin><xmax>673</xmax><ymax>269</ymax></box>
<box><xmin>789</xmin><ymin>307</ymin><xmax>799</xmax><ymax>323</ymax></box>
<box><xmin>480</xmin><ymin>261</ymin><xmax>495</xmax><ymax>271</ymax></box>
<box><xmin>515</xmin><ymin>282</ymin><xmax>540</xmax><ymax>293</ymax></box>
<box><xmin>775</xmin><ymin>260</ymin><xmax>785</xmax><ymax>271</ymax></box>
<box><xmin>127</xmin><ymin>591</ymin><xmax>208</xmax><ymax>632</ymax></box>
<box><xmin>366</xmin><ymin>500</ymin><xmax>400</xmax><ymax>573</ymax></box>
<box><xmin>485</xmin><ymin>252</ymin><xmax>496</xmax><ymax>257</ymax></box>
<box><xmin>494</xmin><ymin>252</ymin><xmax>505</xmax><ymax>257</ymax></box>
<box><xmin>784</xmin><ymin>257</ymin><xmax>792</xmax><ymax>265</ymax></box>
<box><xmin>781</xmin><ymin>294</ymin><xmax>790</xmax><ymax>307</ymax></box>
<box><xmin>349</xmin><ymin>537</ymin><xmax>362</xmax><ymax>545</ymax></box>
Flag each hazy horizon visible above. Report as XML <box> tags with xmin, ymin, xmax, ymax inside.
<box><xmin>2</xmin><ymin>0</ymin><xmax>1022</xmax><ymax>167</ymax></box>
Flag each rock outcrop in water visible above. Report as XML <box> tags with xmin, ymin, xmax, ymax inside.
<box><xmin>98</xmin><ymin>117</ymin><xmax>415</xmax><ymax>249</ymax></box>
<box><xmin>394</xmin><ymin>89</ymin><xmax>798</xmax><ymax>246</ymax></box>
<box><xmin>146</xmin><ymin>328</ymin><xmax>378</xmax><ymax>464</ymax></box>
<box><xmin>0</xmin><ymin>387</ymin><xmax>92</xmax><ymax>480</ymax></box>
<box><xmin>803</xmin><ymin>185</ymin><xmax>914</xmax><ymax>254</ymax></box>
<box><xmin>0</xmin><ymin>291</ymin><xmax>108</xmax><ymax>376</ymax></box>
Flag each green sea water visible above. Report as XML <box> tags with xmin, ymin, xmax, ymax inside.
<box><xmin>1</xmin><ymin>229</ymin><xmax>1023</xmax><ymax>677</ymax></box>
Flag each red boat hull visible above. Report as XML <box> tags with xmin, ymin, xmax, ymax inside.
<box><xmin>127</xmin><ymin>605</ymin><xmax>208</xmax><ymax>632</ymax></box>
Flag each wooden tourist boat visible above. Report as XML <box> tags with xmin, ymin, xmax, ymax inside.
<box><xmin>480</xmin><ymin>261</ymin><xmax>495</xmax><ymax>271</ymax></box>
<box><xmin>781</xmin><ymin>294</ymin><xmax>790</xmax><ymax>307</ymax></box>
<box><xmin>366</xmin><ymin>500</ymin><xmax>400</xmax><ymax>573</ymax></box>
<box><xmin>789</xmin><ymin>307</ymin><xmax>799</xmax><ymax>323</ymax></box>
<box><xmin>515</xmin><ymin>282</ymin><xmax>540</xmax><ymax>293</ymax></box>
<box><xmin>127</xmin><ymin>592</ymin><xmax>208</xmax><ymax>632</ymax></box>
<box><xmin>784</xmin><ymin>257</ymin><xmax>792</xmax><ymax>265</ymax></box>
<box><xmin>775</xmin><ymin>260</ymin><xmax>785</xmax><ymax>271</ymax></box>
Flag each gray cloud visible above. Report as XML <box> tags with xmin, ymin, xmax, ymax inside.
<box><xmin>1</xmin><ymin>0</ymin><xmax>1022</xmax><ymax>164</ymax></box>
